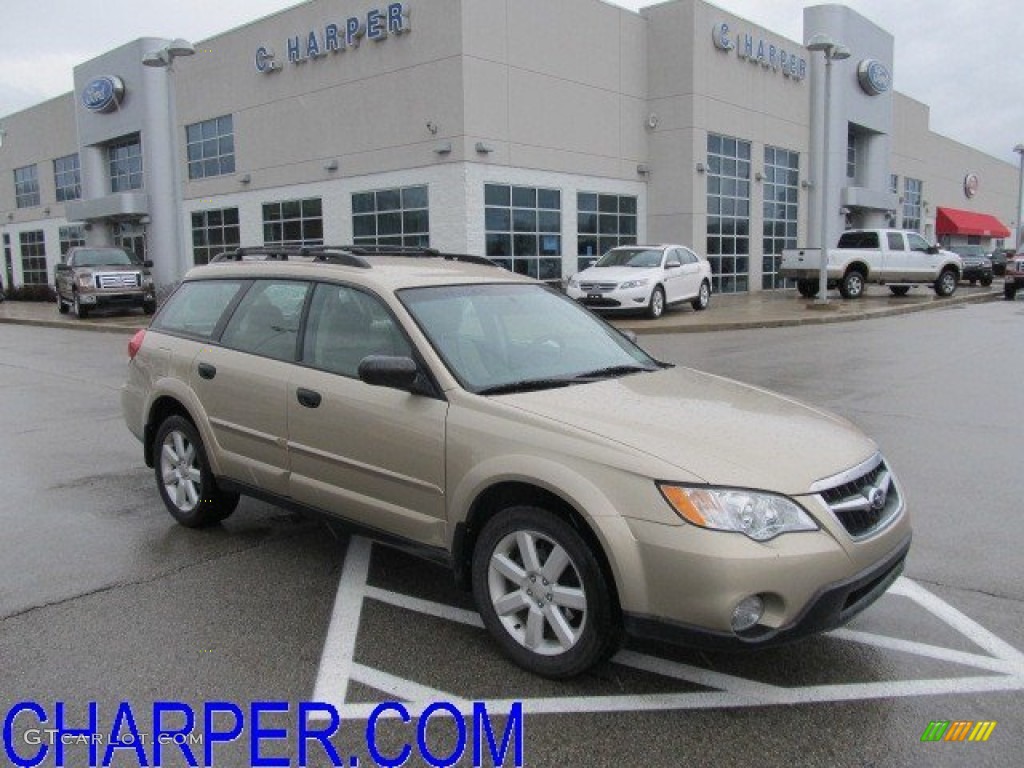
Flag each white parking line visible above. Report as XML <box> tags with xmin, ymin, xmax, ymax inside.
<box><xmin>310</xmin><ymin>538</ymin><xmax>1024</xmax><ymax>719</ymax></box>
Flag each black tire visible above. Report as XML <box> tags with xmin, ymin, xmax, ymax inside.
<box><xmin>647</xmin><ymin>285</ymin><xmax>666</xmax><ymax>319</ymax></box>
<box><xmin>153</xmin><ymin>415</ymin><xmax>239</xmax><ymax>527</ymax></box>
<box><xmin>73</xmin><ymin>293</ymin><xmax>89</xmax><ymax>319</ymax></box>
<box><xmin>889</xmin><ymin>286</ymin><xmax>911</xmax><ymax>297</ymax></box>
<box><xmin>471</xmin><ymin>506</ymin><xmax>619</xmax><ymax>679</ymax></box>
<box><xmin>796</xmin><ymin>279</ymin><xmax>819</xmax><ymax>298</ymax></box>
<box><xmin>57</xmin><ymin>295</ymin><xmax>70</xmax><ymax>314</ymax></box>
<box><xmin>691</xmin><ymin>280</ymin><xmax>711</xmax><ymax>311</ymax></box>
<box><xmin>839</xmin><ymin>270</ymin><xmax>866</xmax><ymax>299</ymax></box>
<box><xmin>934</xmin><ymin>269</ymin><xmax>958</xmax><ymax>297</ymax></box>
<box><xmin>980</xmin><ymin>275</ymin><xmax>993</xmax><ymax>288</ymax></box>
<box><xmin>969</xmin><ymin>279</ymin><xmax>977</xmax><ymax>286</ymax></box>
<box><xmin>1006</xmin><ymin>285</ymin><xmax>1018</xmax><ymax>301</ymax></box>
<box><xmin>143</xmin><ymin>300</ymin><xmax>157</xmax><ymax>316</ymax></box>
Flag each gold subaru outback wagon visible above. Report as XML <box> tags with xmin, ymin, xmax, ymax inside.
<box><xmin>122</xmin><ymin>245</ymin><xmax>911</xmax><ymax>678</ymax></box>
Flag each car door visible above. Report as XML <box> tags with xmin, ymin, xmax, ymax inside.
<box><xmin>287</xmin><ymin>282</ymin><xmax>448</xmax><ymax>548</ymax></box>
<box><xmin>904</xmin><ymin>232</ymin><xmax>938</xmax><ymax>282</ymax></box>
<box><xmin>677</xmin><ymin>247</ymin><xmax>703</xmax><ymax>299</ymax></box>
<box><xmin>191</xmin><ymin>278</ymin><xmax>310</xmax><ymax>498</ymax></box>
<box><xmin>883</xmin><ymin>231</ymin><xmax>911</xmax><ymax>280</ymax></box>
<box><xmin>660</xmin><ymin>249</ymin><xmax>685</xmax><ymax>303</ymax></box>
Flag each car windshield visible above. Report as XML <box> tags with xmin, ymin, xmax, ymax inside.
<box><xmin>594</xmin><ymin>248</ymin><xmax>662</xmax><ymax>268</ymax></box>
<box><xmin>400</xmin><ymin>283</ymin><xmax>661</xmax><ymax>393</ymax></box>
<box><xmin>72</xmin><ymin>249</ymin><xmax>138</xmax><ymax>267</ymax></box>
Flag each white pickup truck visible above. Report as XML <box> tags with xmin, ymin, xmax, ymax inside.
<box><xmin>780</xmin><ymin>229</ymin><xmax>963</xmax><ymax>299</ymax></box>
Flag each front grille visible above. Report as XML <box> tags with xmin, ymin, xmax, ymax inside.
<box><xmin>95</xmin><ymin>271</ymin><xmax>141</xmax><ymax>289</ymax></box>
<box><xmin>579</xmin><ymin>282</ymin><xmax>618</xmax><ymax>292</ymax></box>
<box><xmin>815</xmin><ymin>455</ymin><xmax>901</xmax><ymax>538</ymax></box>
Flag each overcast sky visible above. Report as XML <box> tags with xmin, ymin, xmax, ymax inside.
<box><xmin>1</xmin><ymin>0</ymin><xmax>1020</xmax><ymax>164</ymax></box>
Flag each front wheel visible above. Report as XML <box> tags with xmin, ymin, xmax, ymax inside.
<box><xmin>57</xmin><ymin>294</ymin><xmax>70</xmax><ymax>314</ymax></box>
<box><xmin>472</xmin><ymin>506</ymin><xmax>619</xmax><ymax>678</ymax></box>
<box><xmin>839</xmin><ymin>270</ymin><xmax>866</xmax><ymax>299</ymax></box>
<box><xmin>980</xmin><ymin>275</ymin><xmax>993</xmax><ymax>287</ymax></box>
<box><xmin>154</xmin><ymin>415</ymin><xmax>239</xmax><ymax>527</ymax></box>
<box><xmin>647</xmin><ymin>285</ymin><xmax>665</xmax><ymax>319</ymax></box>
<box><xmin>73</xmin><ymin>293</ymin><xmax>89</xmax><ymax>319</ymax></box>
<box><xmin>143</xmin><ymin>300</ymin><xmax>157</xmax><ymax>316</ymax></box>
<box><xmin>691</xmin><ymin>281</ymin><xmax>711</xmax><ymax>311</ymax></box>
<box><xmin>934</xmin><ymin>269</ymin><xmax>958</xmax><ymax>297</ymax></box>
<box><xmin>889</xmin><ymin>286</ymin><xmax>911</xmax><ymax>297</ymax></box>
<box><xmin>1006</xmin><ymin>285</ymin><xmax>1018</xmax><ymax>301</ymax></box>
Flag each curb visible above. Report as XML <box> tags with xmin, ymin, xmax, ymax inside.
<box><xmin>615</xmin><ymin>289</ymin><xmax>1001</xmax><ymax>335</ymax></box>
<box><xmin>0</xmin><ymin>314</ymin><xmax>146</xmax><ymax>335</ymax></box>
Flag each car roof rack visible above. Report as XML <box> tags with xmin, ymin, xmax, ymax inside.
<box><xmin>210</xmin><ymin>245</ymin><xmax>501</xmax><ymax>269</ymax></box>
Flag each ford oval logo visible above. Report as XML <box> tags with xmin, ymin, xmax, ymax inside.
<box><xmin>857</xmin><ymin>59</ymin><xmax>891</xmax><ymax>96</ymax></box>
<box><xmin>82</xmin><ymin>76</ymin><xmax>125</xmax><ymax>113</ymax></box>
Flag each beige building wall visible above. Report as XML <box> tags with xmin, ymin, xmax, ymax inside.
<box><xmin>892</xmin><ymin>93</ymin><xmax>1017</xmax><ymax>246</ymax></box>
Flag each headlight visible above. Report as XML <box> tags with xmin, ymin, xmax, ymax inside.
<box><xmin>568</xmin><ymin>276</ymin><xmax>579</xmax><ymax>288</ymax></box>
<box><xmin>658</xmin><ymin>484</ymin><xmax>818</xmax><ymax>541</ymax></box>
<box><xmin>76</xmin><ymin>274</ymin><xmax>93</xmax><ymax>289</ymax></box>
<box><xmin>619</xmin><ymin>279</ymin><xmax>649</xmax><ymax>290</ymax></box>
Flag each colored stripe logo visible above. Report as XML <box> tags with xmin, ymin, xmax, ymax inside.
<box><xmin>920</xmin><ymin>720</ymin><xmax>997</xmax><ymax>743</ymax></box>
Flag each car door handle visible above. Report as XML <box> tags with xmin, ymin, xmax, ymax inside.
<box><xmin>197</xmin><ymin>362</ymin><xmax>216</xmax><ymax>380</ymax></box>
<box><xmin>296</xmin><ymin>387</ymin><xmax>322</xmax><ymax>409</ymax></box>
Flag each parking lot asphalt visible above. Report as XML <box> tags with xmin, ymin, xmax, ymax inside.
<box><xmin>0</xmin><ymin>282</ymin><xmax>1002</xmax><ymax>336</ymax></box>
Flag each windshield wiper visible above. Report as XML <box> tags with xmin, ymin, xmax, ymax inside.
<box><xmin>571</xmin><ymin>364</ymin><xmax>656</xmax><ymax>380</ymax></box>
<box><xmin>476</xmin><ymin>378</ymin><xmax>580</xmax><ymax>396</ymax></box>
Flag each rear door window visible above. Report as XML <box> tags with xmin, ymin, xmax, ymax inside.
<box><xmin>220</xmin><ymin>280</ymin><xmax>311</xmax><ymax>362</ymax></box>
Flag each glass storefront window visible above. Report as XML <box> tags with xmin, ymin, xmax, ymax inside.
<box><xmin>351</xmin><ymin>185</ymin><xmax>430</xmax><ymax>247</ymax></box>
<box><xmin>762</xmin><ymin>146</ymin><xmax>800</xmax><ymax>290</ymax></box>
<box><xmin>485</xmin><ymin>184</ymin><xmax>562</xmax><ymax>280</ymax></box>
<box><xmin>706</xmin><ymin>134</ymin><xmax>751</xmax><ymax>293</ymax></box>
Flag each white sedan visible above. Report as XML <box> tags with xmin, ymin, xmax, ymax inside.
<box><xmin>566</xmin><ymin>244</ymin><xmax>713</xmax><ymax>319</ymax></box>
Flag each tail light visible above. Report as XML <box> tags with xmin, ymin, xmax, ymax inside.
<box><xmin>128</xmin><ymin>329</ymin><xmax>146</xmax><ymax>361</ymax></box>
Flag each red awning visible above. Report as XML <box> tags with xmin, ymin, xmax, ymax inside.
<box><xmin>935</xmin><ymin>207</ymin><xmax>1010</xmax><ymax>238</ymax></box>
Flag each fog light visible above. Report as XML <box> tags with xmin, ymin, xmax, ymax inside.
<box><xmin>731</xmin><ymin>595</ymin><xmax>764</xmax><ymax>632</ymax></box>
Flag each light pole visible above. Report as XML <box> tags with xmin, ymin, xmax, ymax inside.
<box><xmin>1014</xmin><ymin>144</ymin><xmax>1024</xmax><ymax>248</ymax></box>
<box><xmin>807</xmin><ymin>34</ymin><xmax>850</xmax><ymax>305</ymax></box>
<box><xmin>142</xmin><ymin>38</ymin><xmax>195</xmax><ymax>285</ymax></box>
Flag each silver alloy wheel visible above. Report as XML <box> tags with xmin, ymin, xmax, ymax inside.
<box><xmin>160</xmin><ymin>429</ymin><xmax>202</xmax><ymax>513</ymax></box>
<box><xmin>649</xmin><ymin>287</ymin><xmax>665</xmax><ymax>318</ymax></box>
<box><xmin>698</xmin><ymin>282</ymin><xmax>709</xmax><ymax>307</ymax></box>
<box><xmin>487</xmin><ymin>529</ymin><xmax>588</xmax><ymax>656</ymax></box>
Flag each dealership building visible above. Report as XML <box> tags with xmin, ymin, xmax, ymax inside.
<box><xmin>0</xmin><ymin>0</ymin><xmax>1019</xmax><ymax>294</ymax></box>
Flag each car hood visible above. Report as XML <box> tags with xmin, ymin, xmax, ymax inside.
<box><xmin>497</xmin><ymin>367</ymin><xmax>876</xmax><ymax>495</ymax></box>
<box><xmin>575</xmin><ymin>266</ymin><xmax>660</xmax><ymax>284</ymax></box>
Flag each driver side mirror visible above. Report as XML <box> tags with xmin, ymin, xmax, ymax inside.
<box><xmin>358</xmin><ymin>355</ymin><xmax>428</xmax><ymax>395</ymax></box>
<box><xmin>55</xmin><ymin>263</ymin><xmax>70</xmax><ymax>272</ymax></box>
<box><xmin>926</xmin><ymin>245</ymin><xmax>939</xmax><ymax>255</ymax></box>
<box><xmin>143</xmin><ymin>260</ymin><xmax>154</xmax><ymax>268</ymax></box>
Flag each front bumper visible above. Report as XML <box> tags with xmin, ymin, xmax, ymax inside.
<box><xmin>80</xmin><ymin>290</ymin><xmax>154</xmax><ymax>307</ymax></box>
<box><xmin>961</xmin><ymin>265</ymin><xmax>993</xmax><ymax>282</ymax></box>
<box><xmin>566</xmin><ymin>285</ymin><xmax>653</xmax><ymax>312</ymax></box>
<box><xmin>623</xmin><ymin>533</ymin><xmax>910</xmax><ymax>650</ymax></box>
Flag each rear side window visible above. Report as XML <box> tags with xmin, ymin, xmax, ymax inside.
<box><xmin>837</xmin><ymin>232</ymin><xmax>879</xmax><ymax>249</ymax></box>
<box><xmin>153</xmin><ymin>280</ymin><xmax>244</xmax><ymax>339</ymax></box>
<box><xmin>221</xmin><ymin>280</ymin><xmax>310</xmax><ymax>361</ymax></box>
<box><xmin>886</xmin><ymin>232</ymin><xmax>904</xmax><ymax>251</ymax></box>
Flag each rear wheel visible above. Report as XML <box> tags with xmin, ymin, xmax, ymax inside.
<box><xmin>796</xmin><ymin>279</ymin><xmax>819</xmax><ymax>298</ymax></box>
<box><xmin>472</xmin><ymin>506</ymin><xmax>619</xmax><ymax>678</ymax></box>
<box><xmin>889</xmin><ymin>286</ymin><xmax>911</xmax><ymax>297</ymax></box>
<box><xmin>934</xmin><ymin>269</ymin><xmax>958</xmax><ymax>297</ymax></box>
<box><xmin>647</xmin><ymin>285</ymin><xmax>665</xmax><ymax>319</ymax></box>
<box><xmin>691</xmin><ymin>280</ymin><xmax>711</xmax><ymax>311</ymax></box>
<box><xmin>980</xmin><ymin>275</ymin><xmax>993</xmax><ymax>287</ymax></box>
<box><xmin>839</xmin><ymin>270</ymin><xmax>866</xmax><ymax>299</ymax></box>
<box><xmin>154</xmin><ymin>415</ymin><xmax>239</xmax><ymax>527</ymax></box>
